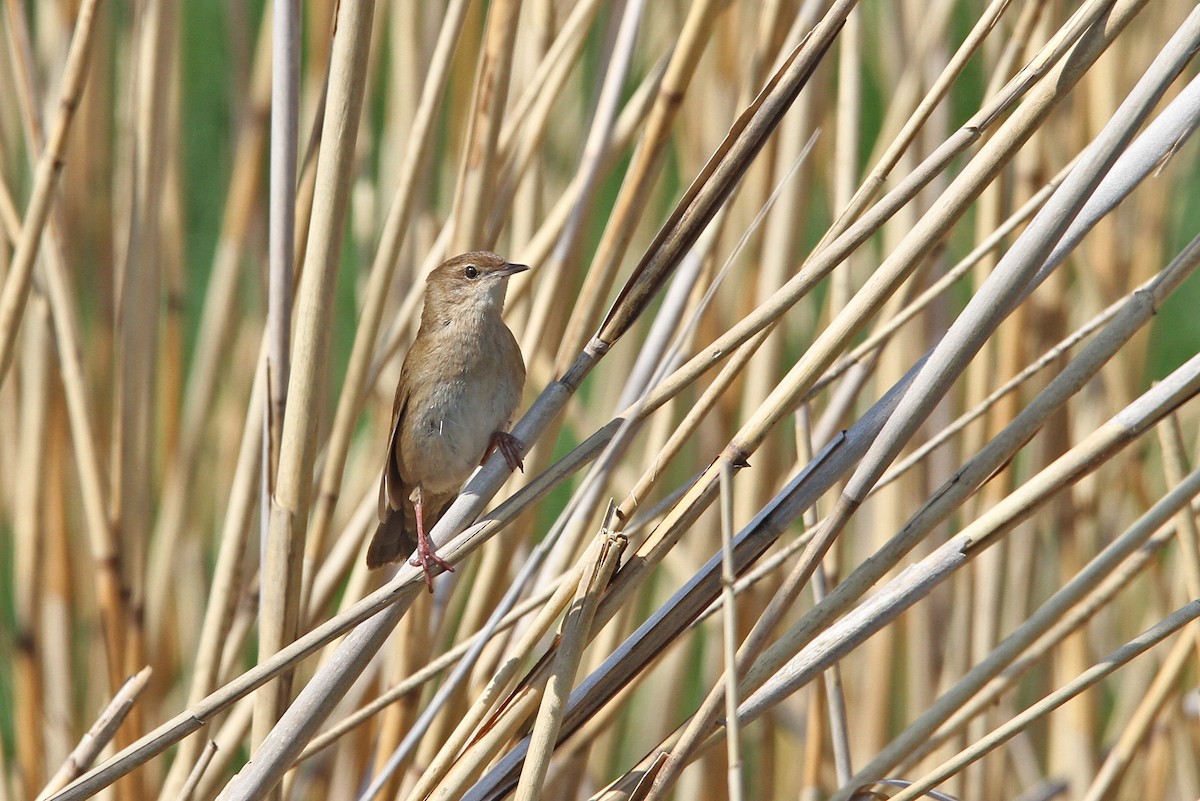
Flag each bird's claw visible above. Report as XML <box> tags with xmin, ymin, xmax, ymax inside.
<box><xmin>485</xmin><ymin>430</ymin><xmax>525</xmax><ymax>472</ymax></box>
<box><xmin>410</xmin><ymin>539</ymin><xmax>455</xmax><ymax>593</ymax></box>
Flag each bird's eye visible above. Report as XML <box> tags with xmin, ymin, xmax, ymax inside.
<box><xmin>464</xmin><ymin>265</ymin><xmax>479</xmax><ymax>279</ymax></box>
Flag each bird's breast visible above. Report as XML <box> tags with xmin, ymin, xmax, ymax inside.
<box><xmin>400</xmin><ymin>326</ymin><xmax>523</xmax><ymax>494</ymax></box>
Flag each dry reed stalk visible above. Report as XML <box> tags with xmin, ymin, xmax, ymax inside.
<box><xmin>266</xmin><ymin>0</ymin><xmax>301</xmax><ymax>493</ymax></box>
<box><xmin>512</xmin><ymin>531</ymin><xmax>623</xmax><ymax>801</ymax></box>
<box><xmin>721</xmin><ymin>0</ymin><xmax>1147</xmax><ymax>470</ymax></box>
<box><xmin>155</xmin><ymin>345</ymin><xmax>266</xmax><ymax>801</ymax></box>
<box><xmin>766</xmin><ymin>234</ymin><xmax>1200</xmax><ymax>753</ymax></box>
<box><xmin>901</xmin><ymin>494</ymin><xmax>1200</xmax><ymax>773</ymax></box>
<box><xmin>562</xmin><ymin>218</ymin><xmax>1200</xmax><ymax>799</ymax></box>
<box><xmin>516</xmin><ymin>0</ymin><xmax>642</xmax><ymax>372</ymax></box>
<box><xmin>554</xmin><ymin>0</ymin><xmax>724</xmax><ymax>371</ymax></box>
<box><xmin>1076</xmin><ymin>417</ymin><xmax>1200</xmax><ymax>801</ymax></box>
<box><xmin>588</xmin><ymin>7</ymin><xmax>1161</xmax><ymax>753</ymax></box>
<box><xmin>884</xmin><ymin>599</ymin><xmax>1200</xmax><ymax>801</ymax></box>
<box><xmin>559</xmin><ymin>0</ymin><xmax>1131</xmax><ymax>527</ymax></box>
<box><xmin>871</xmin><ymin>468</ymin><xmax>1200</xmax><ymax>793</ymax></box>
<box><xmin>39</xmin><ymin>406</ymin><xmax>74</xmax><ymax>782</ymax></box>
<box><xmin>3</xmin><ymin>0</ymin><xmax>127</xmax><ymax>698</ymax></box>
<box><xmin>826</xmin><ymin>0</ymin><xmax>1013</xmax><ymax>243</ymax></box>
<box><xmin>362</xmin><ymin>518</ymin><xmax>590</xmax><ymax>798</ymax></box>
<box><xmin>34</xmin><ymin>667</ymin><xmax>151</xmax><ymax>801</ymax></box>
<box><xmin>144</xmin><ymin>14</ymin><xmax>271</xmax><ymax>644</ymax></box>
<box><xmin>1161</xmin><ymin>418</ymin><xmax>1200</xmax><ymax>661</ymax></box>
<box><xmin>447</xmin><ymin>0</ymin><xmax>520</xmax><ymax>252</ymax></box>
<box><xmin>751</xmin><ymin>350</ymin><xmax>1200</xmax><ymax>798</ymax></box>
<box><xmin>811</xmin><ymin>0</ymin><xmax>1198</xmax><ymax>594</ymax></box>
<box><xmin>467</xmin><ymin>374</ymin><xmax>916</xmax><ymax>800</ymax></box>
<box><xmin>173</xmin><ymin>740</ymin><xmax>217</xmax><ymax>801</ymax></box>
<box><xmin>251</xmin><ymin>0</ymin><xmax>377</xmax><ymax>758</ymax></box>
<box><xmin>299</xmin><ymin>569</ymin><xmax>567</xmax><ymax>764</ymax></box>
<box><xmin>791</xmin><ymin>2</ymin><xmax>1198</xmax><ymax>674</ymax></box>
<box><xmin>111</xmin><ymin>6</ymin><xmax>178</xmax><ymax>775</ymax></box>
<box><xmin>0</xmin><ymin>0</ymin><xmax>103</xmax><ymax>382</ymax></box>
<box><xmin>715</xmin><ymin>462</ymin><xmax>746</xmax><ymax>801</ymax></box>
<box><xmin>829</xmin><ymin>4</ymin><xmax>859</xmax><ymax>315</ymax></box>
<box><xmin>490</xmin><ymin>0</ymin><xmax>609</xmax><ymax>225</ymax></box>
<box><xmin>1081</xmin><ymin>628</ymin><xmax>1198</xmax><ymax>801</ymax></box>
<box><xmin>15</xmin><ymin>293</ymin><xmax>50</xmax><ymax>797</ymax></box>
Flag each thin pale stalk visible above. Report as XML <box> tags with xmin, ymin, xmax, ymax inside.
<box><xmin>742</xmin><ymin>232</ymin><xmax>1200</xmax><ymax>764</ymax></box>
<box><xmin>430</xmin><ymin>690</ymin><xmax>542</xmax><ymax>801</ymax></box>
<box><xmin>904</xmin><ymin>497</ymin><xmax>1200</xmax><ymax>769</ymax></box>
<box><xmin>301</xmin><ymin>569</ymin><xmax>571</xmax><ymax>765</ymax></box>
<box><xmin>251</xmin><ymin>0</ymin><xmax>376</xmax><ymax>756</ymax></box>
<box><xmin>829</xmin><ymin>4</ymin><xmax>859</xmax><ymax>313</ymax></box>
<box><xmin>395</xmin><ymin>567</ymin><xmax>581</xmax><ymax>801</ymax></box>
<box><xmin>488</xmin><ymin>0</ymin><xmax>611</xmax><ymax>240</ymax></box>
<box><xmin>0</xmin><ymin>0</ymin><xmax>103</xmax><ymax>383</ymax></box>
<box><xmin>156</xmin><ymin>345</ymin><xmax>266</xmax><ymax>801</ymax></box>
<box><xmin>797</xmin><ymin>413</ymin><xmax>853</xmax><ymax>786</ymax></box>
<box><xmin>725</xmin><ymin>0</ymin><xmax>1155</xmax><ymax>472</ymax></box>
<box><xmin>732</xmin><ymin>353</ymin><xmax>1200</xmax><ymax>794</ymax></box>
<box><xmin>873</xmin><ymin>275</ymin><xmax>1153</xmax><ymax>494</ymax></box>
<box><xmin>885</xmin><ymin>601</ymin><xmax>1200</xmax><ymax>801</ymax></box>
<box><xmin>173</xmin><ymin>741</ymin><xmax>217</xmax><ymax>801</ymax></box>
<box><xmin>705</xmin><ymin>0</ymin><xmax>1195</xmax><ymax>700</ymax></box>
<box><xmin>811</xmin><ymin>163</ymin><xmax>1066</xmax><ymax>399</ymax></box>
<box><xmin>267</xmin><ymin>0</ymin><xmax>300</xmax><ymax>489</ymax></box>
<box><xmin>464</xmin><ymin>367</ymin><xmax>919</xmax><ymax>801</ymax></box>
<box><xmin>513</xmin><ymin>533</ymin><xmax>623</xmax><ymax>801</ymax></box>
<box><xmin>145</xmin><ymin>14</ymin><xmax>271</xmax><ymax>638</ymax></box>
<box><xmin>473</xmin><ymin>216</ymin><xmax>1193</xmax><ymax>801</ymax></box>
<box><xmin>518</xmin><ymin>0</ymin><xmax>644</xmax><ymax>358</ymax></box>
<box><xmin>15</xmin><ymin>292</ymin><xmax>49</xmax><ymax>794</ymax></box>
<box><xmin>362</xmin><ymin>496</ymin><xmax>601</xmax><ymax>800</ymax></box>
<box><xmin>610</xmin><ymin>0</ymin><xmax>1135</xmax><ymax>446</ymax></box>
<box><xmin>715</xmin><ymin>463</ymin><xmax>745</xmax><ymax>801</ymax></box>
<box><xmin>1080</xmin><ymin>627</ymin><xmax>1198</xmax><ymax>800</ymax></box>
<box><xmin>2</xmin><ymin>0</ymin><xmax>125</xmax><ymax>694</ymax></box>
<box><xmin>34</xmin><ymin>668</ymin><xmax>151</xmax><ymax>801</ymax></box>
<box><xmin>840</xmin><ymin>462</ymin><xmax>1200</xmax><ymax>799</ymax></box>
<box><xmin>113</xmin><ymin>0</ymin><xmax>176</xmax><ymax>734</ymax></box>
<box><xmin>193</xmin><ymin>700</ymin><xmax>255</xmax><ymax>801</ymax></box>
<box><xmin>824</xmin><ymin>0</ymin><xmax>1014</xmax><ymax>243</ymax></box>
<box><xmin>447</xmin><ymin>0</ymin><xmax>521</xmax><ymax>252</ymax></box>
<box><xmin>1159</xmin><ymin>415</ymin><xmax>1200</xmax><ymax>661</ymax></box>
<box><xmin>604</xmin><ymin>273</ymin><xmax>1200</xmax><ymax>796</ymax></box>
<box><xmin>554</xmin><ymin>0</ymin><xmax>724</xmax><ymax>370</ymax></box>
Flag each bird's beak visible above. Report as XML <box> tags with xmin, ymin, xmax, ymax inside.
<box><xmin>494</xmin><ymin>263</ymin><xmax>530</xmax><ymax>278</ymax></box>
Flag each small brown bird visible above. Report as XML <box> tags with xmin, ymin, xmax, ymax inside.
<box><xmin>368</xmin><ymin>251</ymin><xmax>527</xmax><ymax>591</ymax></box>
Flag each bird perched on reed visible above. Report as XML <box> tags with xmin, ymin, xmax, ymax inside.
<box><xmin>368</xmin><ymin>251</ymin><xmax>527</xmax><ymax>591</ymax></box>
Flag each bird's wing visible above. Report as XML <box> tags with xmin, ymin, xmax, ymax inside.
<box><xmin>378</xmin><ymin>375</ymin><xmax>410</xmax><ymax>522</ymax></box>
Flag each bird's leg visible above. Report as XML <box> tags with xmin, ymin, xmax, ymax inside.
<box><xmin>408</xmin><ymin>485</ymin><xmax>454</xmax><ymax>592</ymax></box>
<box><xmin>483</xmin><ymin>430</ymin><xmax>524</xmax><ymax>472</ymax></box>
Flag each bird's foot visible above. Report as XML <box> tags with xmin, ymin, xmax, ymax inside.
<box><xmin>409</xmin><ymin>535</ymin><xmax>455</xmax><ymax>593</ymax></box>
<box><xmin>484</xmin><ymin>430</ymin><xmax>525</xmax><ymax>472</ymax></box>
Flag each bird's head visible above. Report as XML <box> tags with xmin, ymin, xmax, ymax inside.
<box><xmin>425</xmin><ymin>251</ymin><xmax>529</xmax><ymax>317</ymax></box>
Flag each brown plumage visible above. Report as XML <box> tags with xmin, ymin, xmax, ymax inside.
<box><xmin>367</xmin><ymin>251</ymin><xmax>527</xmax><ymax>591</ymax></box>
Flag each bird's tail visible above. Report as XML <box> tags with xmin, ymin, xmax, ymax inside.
<box><xmin>366</xmin><ymin>508</ymin><xmax>417</xmax><ymax>569</ymax></box>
